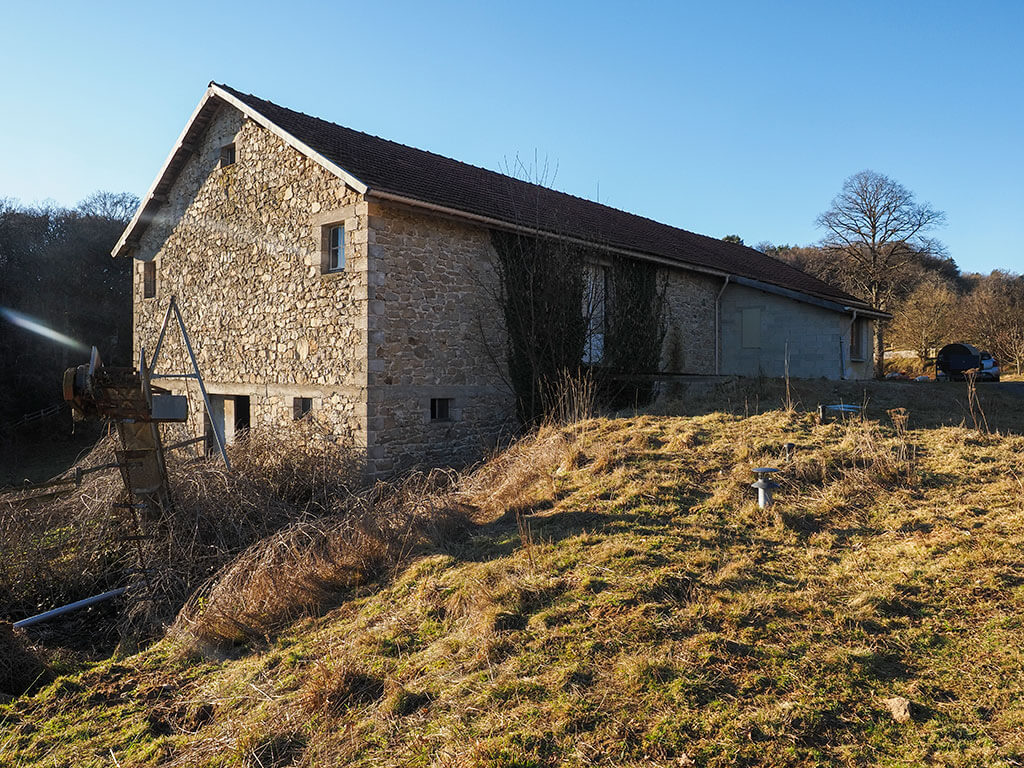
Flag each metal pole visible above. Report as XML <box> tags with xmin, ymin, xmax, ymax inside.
<box><xmin>149</xmin><ymin>296</ymin><xmax>176</xmax><ymax>370</ymax></box>
<box><xmin>171</xmin><ymin>300</ymin><xmax>231</xmax><ymax>470</ymax></box>
<box><xmin>13</xmin><ymin>588</ymin><xmax>128</xmax><ymax>629</ymax></box>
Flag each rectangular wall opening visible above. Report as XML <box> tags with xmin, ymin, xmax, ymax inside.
<box><xmin>430</xmin><ymin>397</ymin><xmax>452</xmax><ymax>421</ymax></box>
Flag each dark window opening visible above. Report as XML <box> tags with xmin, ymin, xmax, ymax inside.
<box><xmin>293</xmin><ymin>397</ymin><xmax>312</xmax><ymax>420</ymax></box>
<box><xmin>851</xmin><ymin>318</ymin><xmax>867</xmax><ymax>361</ymax></box>
<box><xmin>234</xmin><ymin>395</ymin><xmax>250</xmax><ymax>437</ymax></box>
<box><xmin>430</xmin><ymin>397</ymin><xmax>452</xmax><ymax>421</ymax></box>
<box><xmin>220</xmin><ymin>143</ymin><xmax>236</xmax><ymax>167</ymax></box>
<box><xmin>143</xmin><ymin>261</ymin><xmax>156</xmax><ymax>299</ymax></box>
<box><xmin>327</xmin><ymin>225</ymin><xmax>344</xmax><ymax>272</ymax></box>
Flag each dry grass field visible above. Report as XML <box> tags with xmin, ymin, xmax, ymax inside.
<box><xmin>3</xmin><ymin>377</ymin><xmax>1024</xmax><ymax>767</ymax></box>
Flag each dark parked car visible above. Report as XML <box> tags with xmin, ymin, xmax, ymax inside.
<box><xmin>935</xmin><ymin>343</ymin><xmax>1001</xmax><ymax>381</ymax></box>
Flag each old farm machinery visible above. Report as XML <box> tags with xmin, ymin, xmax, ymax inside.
<box><xmin>9</xmin><ymin>297</ymin><xmax>228</xmax><ymax>629</ymax></box>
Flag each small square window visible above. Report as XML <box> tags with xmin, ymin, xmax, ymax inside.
<box><xmin>323</xmin><ymin>225</ymin><xmax>345</xmax><ymax>272</ymax></box>
<box><xmin>430</xmin><ymin>398</ymin><xmax>452</xmax><ymax>421</ymax></box>
<box><xmin>220</xmin><ymin>144</ymin><xmax>236</xmax><ymax>167</ymax></box>
<box><xmin>293</xmin><ymin>397</ymin><xmax>312</xmax><ymax>420</ymax></box>
<box><xmin>143</xmin><ymin>261</ymin><xmax>156</xmax><ymax>299</ymax></box>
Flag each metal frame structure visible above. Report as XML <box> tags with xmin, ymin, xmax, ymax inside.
<box><xmin>147</xmin><ymin>295</ymin><xmax>231</xmax><ymax>470</ymax></box>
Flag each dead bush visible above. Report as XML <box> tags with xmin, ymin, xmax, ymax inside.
<box><xmin>172</xmin><ymin>471</ymin><xmax>472</xmax><ymax>650</ymax></box>
<box><xmin>1</xmin><ymin>419</ymin><xmax>363</xmax><ymax>642</ymax></box>
<box><xmin>0</xmin><ymin>622</ymin><xmax>47</xmax><ymax>696</ymax></box>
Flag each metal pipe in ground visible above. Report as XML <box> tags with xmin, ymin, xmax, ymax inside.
<box><xmin>751</xmin><ymin>468</ymin><xmax>780</xmax><ymax>509</ymax></box>
<box><xmin>12</xmin><ymin>587</ymin><xmax>127</xmax><ymax>629</ymax></box>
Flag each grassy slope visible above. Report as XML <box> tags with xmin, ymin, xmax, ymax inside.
<box><xmin>4</xmin><ymin>381</ymin><xmax>1024</xmax><ymax>767</ymax></box>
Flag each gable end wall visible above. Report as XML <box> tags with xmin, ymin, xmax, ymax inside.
<box><xmin>132</xmin><ymin>103</ymin><xmax>370</xmax><ymax>450</ymax></box>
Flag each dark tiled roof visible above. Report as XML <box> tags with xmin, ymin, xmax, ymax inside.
<box><xmin>215</xmin><ymin>83</ymin><xmax>867</xmax><ymax>307</ymax></box>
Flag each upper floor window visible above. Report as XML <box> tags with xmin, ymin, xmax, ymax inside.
<box><xmin>220</xmin><ymin>143</ymin><xmax>236</xmax><ymax>167</ymax></box>
<box><xmin>582</xmin><ymin>263</ymin><xmax>606</xmax><ymax>364</ymax></box>
<box><xmin>324</xmin><ymin>224</ymin><xmax>345</xmax><ymax>272</ymax></box>
<box><xmin>143</xmin><ymin>261</ymin><xmax>156</xmax><ymax>299</ymax></box>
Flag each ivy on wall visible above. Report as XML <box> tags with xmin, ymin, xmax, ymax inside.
<box><xmin>490</xmin><ymin>230</ymin><xmax>667</xmax><ymax>424</ymax></box>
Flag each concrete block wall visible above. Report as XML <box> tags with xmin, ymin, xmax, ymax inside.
<box><xmin>720</xmin><ymin>283</ymin><xmax>873</xmax><ymax>379</ymax></box>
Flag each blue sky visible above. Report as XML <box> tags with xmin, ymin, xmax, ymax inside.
<box><xmin>1</xmin><ymin>0</ymin><xmax>1020</xmax><ymax>274</ymax></box>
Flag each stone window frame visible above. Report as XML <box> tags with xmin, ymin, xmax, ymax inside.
<box><xmin>220</xmin><ymin>143</ymin><xmax>236</xmax><ymax>168</ymax></box>
<box><xmin>143</xmin><ymin>260</ymin><xmax>157</xmax><ymax>299</ymax></box>
<box><xmin>313</xmin><ymin>204</ymin><xmax>357</xmax><ymax>276</ymax></box>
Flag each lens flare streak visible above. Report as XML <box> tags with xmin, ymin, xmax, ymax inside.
<box><xmin>0</xmin><ymin>307</ymin><xmax>91</xmax><ymax>353</ymax></box>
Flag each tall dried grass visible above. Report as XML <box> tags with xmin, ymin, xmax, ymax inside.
<box><xmin>1</xmin><ymin>419</ymin><xmax>363</xmax><ymax>641</ymax></box>
<box><xmin>172</xmin><ymin>470</ymin><xmax>472</xmax><ymax>650</ymax></box>
<box><xmin>540</xmin><ymin>368</ymin><xmax>597</xmax><ymax>428</ymax></box>
<box><xmin>171</xmin><ymin>422</ymin><xmax>578</xmax><ymax>651</ymax></box>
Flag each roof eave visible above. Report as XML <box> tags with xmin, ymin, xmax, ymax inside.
<box><xmin>366</xmin><ymin>190</ymin><xmax>883</xmax><ymax>316</ymax></box>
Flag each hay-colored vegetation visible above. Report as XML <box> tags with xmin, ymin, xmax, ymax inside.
<box><xmin>0</xmin><ymin>419</ymin><xmax>363</xmax><ymax>642</ymax></box>
<box><xmin>5</xmin><ymin>378</ymin><xmax>1024</xmax><ymax>766</ymax></box>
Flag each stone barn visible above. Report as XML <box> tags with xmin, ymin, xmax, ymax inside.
<box><xmin>114</xmin><ymin>82</ymin><xmax>884</xmax><ymax>475</ymax></box>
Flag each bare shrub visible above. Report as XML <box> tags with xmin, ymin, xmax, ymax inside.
<box><xmin>1</xmin><ymin>419</ymin><xmax>363</xmax><ymax>641</ymax></box>
<box><xmin>0</xmin><ymin>622</ymin><xmax>47</xmax><ymax>695</ymax></box>
<box><xmin>172</xmin><ymin>471</ymin><xmax>472</xmax><ymax>650</ymax></box>
<box><xmin>0</xmin><ymin>436</ymin><xmax>127</xmax><ymax>620</ymax></box>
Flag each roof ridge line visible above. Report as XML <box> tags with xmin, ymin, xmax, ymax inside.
<box><xmin>212</xmin><ymin>82</ymin><xmax>731</xmax><ymax>245</ymax></box>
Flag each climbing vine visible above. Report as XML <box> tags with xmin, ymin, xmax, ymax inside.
<box><xmin>490</xmin><ymin>230</ymin><xmax>667</xmax><ymax>424</ymax></box>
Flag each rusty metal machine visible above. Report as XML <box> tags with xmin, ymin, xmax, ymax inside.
<box><xmin>62</xmin><ymin>297</ymin><xmax>230</xmax><ymax>520</ymax></box>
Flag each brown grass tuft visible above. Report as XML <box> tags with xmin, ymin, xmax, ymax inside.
<box><xmin>0</xmin><ymin>622</ymin><xmax>47</xmax><ymax>696</ymax></box>
<box><xmin>173</xmin><ymin>471</ymin><xmax>472</xmax><ymax>650</ymax></box>
<box><xmin>299</xmin><ymin>658</ymin><xmax>385</xmax><ymax>716</ymax></box>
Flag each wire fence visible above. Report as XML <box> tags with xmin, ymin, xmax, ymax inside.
<box><xmin>0</xmin><ymin>402</ymin><xmax>67</xmax><ymax>434</ymax></box>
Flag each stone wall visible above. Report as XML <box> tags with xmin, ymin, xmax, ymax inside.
<box><xmin>365</xmin><ymin>203</ymin><xmax>515</xmax><ymax>474</ymax></box>
<box><xmin>720</xmin><ymin>283</ymin><xmax>874</xmax><ymax>379</ymax></box>
<box><xmin>128</xmin><ymin>97</ymin><xmax>871</xmax><ymax>478</ymax></box>
<box><xmin>660</xmin><ymin>269</ymin><xmax>719</xmax><ymax>374</ymax></box>
<box><xmin>132</xmin><ymin>103</ymin><xmax>369</xmax><ymax>449</ymax></box>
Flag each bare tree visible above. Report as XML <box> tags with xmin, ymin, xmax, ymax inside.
<box><xmin>959</xmin><ymin>271</ymin><xmax>1024</xmax><ymax>375</ymax></box>
<box><xmin>888</xmin><ymin>276</ymin><xmax>958</xmax><ymax>367</ymax></box>
<box><xmin>77</xmin><ymin>191</ymin><xmax>139</xmax><ymax>224</ymax></box>
<box><xmin>816</xmin><ymin>170</ymin><xmax>946</xmax><ymax>376</ymax></box>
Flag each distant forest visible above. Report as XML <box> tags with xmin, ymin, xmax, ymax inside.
<box><xmin>0</xmin><ymin>193</ymin><xmax>137</xmax><ymax>425</ymax></box>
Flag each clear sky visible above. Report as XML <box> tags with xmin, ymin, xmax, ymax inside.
<box><xmin>1</xmin><ymin>0</ymin><xmax>1020</xmax><ymax>275</ymax></box>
